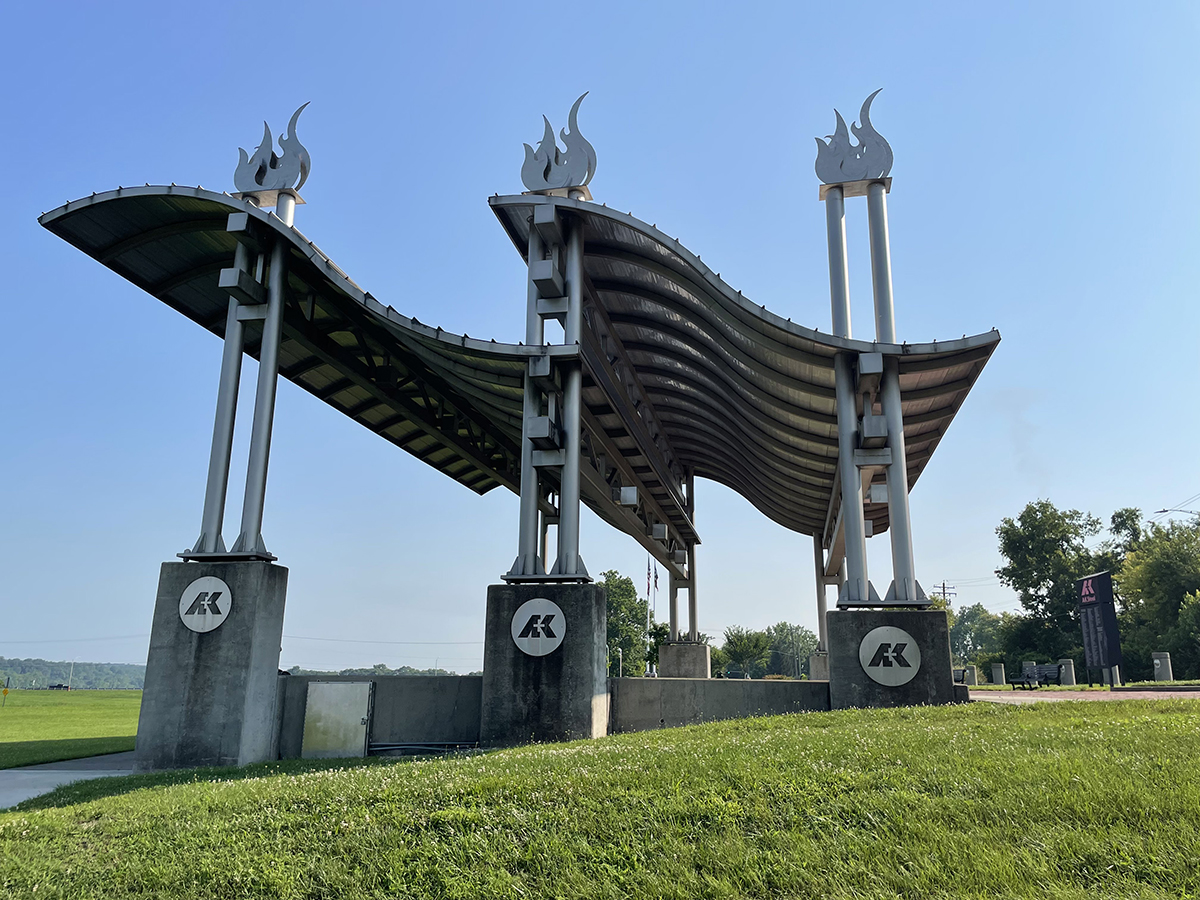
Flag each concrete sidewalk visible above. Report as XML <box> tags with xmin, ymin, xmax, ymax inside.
<box><xmin>970</xmin><ymin>689</ymin><xmax>1200</xmax><ymax>704</ymax></box>
<box><xmin>0</xmin><ymin>751</ymin><xmax>137</xmax><ymax>810</ymax></box>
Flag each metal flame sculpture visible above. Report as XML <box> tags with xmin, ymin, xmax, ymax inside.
<box><xmin>521</xmin><ymin>93</ymin><xmax>597</xmax><ymax>192</ymax></box>
<box><xmin>814</xmin><ymin>89</ymin><xmax>893</xmax><ymax>184</ymax></box>
<box><xmin>234</xmin><ymin>103</ymin><xmax>312</xmax><ymax>194</ymax></box>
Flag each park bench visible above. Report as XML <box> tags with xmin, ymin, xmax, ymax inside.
<box><xmin>1008</xmin><ymin>663</ymin><xmax>1064</xmax><ymax>690</ymax></box>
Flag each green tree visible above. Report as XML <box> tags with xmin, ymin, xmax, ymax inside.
<box><xmin>763</xmin><ymin>622</ymin><xmax>819</xmax><ymax>677</ymax></box>
<box><xmin>996</xmin><ymin>500</ymin><xmax>1102</xmax><ymax>623</ymax></box>
<box><xmin>948</xmin><ymin>603</ymin><xmax>1002</xmax><ymax>665</ymax></box>
<box><xmin>648</xmin><ymin>621</ymin><xmax>671</xmax><ymax>670</ymax></box>
<box><xmin>994</xmin><ymin>500</ymin><xmax>1141</xmax><ymax>672</ymax></box>
<box><xmin>720</xmin><ymin>627</ymin><xmax>771</xmax><ymax>678</ymax></box>
<box><xmin>1117</xmin><ymin>520</ymin><xmax>1200</xmax><ymax>679</ymax></box>
<box><xmin>601</xmin><ymin>569</ymin><xmax>649</xmax><ymax>676</ymax></box>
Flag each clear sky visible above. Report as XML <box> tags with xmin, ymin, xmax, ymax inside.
<box><xmin>2</xmin><ymin>2</ymin><xmax>1197</xmax><ymax>672</ymax></box>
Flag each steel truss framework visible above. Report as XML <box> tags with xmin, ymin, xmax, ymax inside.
<box><xmin>41</xmin><ymin>185</ymin><xmax>998</xmax><ymax>636</ymax></box>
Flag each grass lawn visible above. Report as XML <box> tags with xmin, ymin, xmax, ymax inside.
<box><xmin>0</xmin><ymin>690</ymin><xmax>140</xmax><ymax>769</ymax></box>
<box><xmin>3</xmin><ymin>700</ymin><xmax>1200</xmax><ymax>898</ymax></box>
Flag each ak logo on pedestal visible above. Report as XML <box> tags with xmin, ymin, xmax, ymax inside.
<box><xmin>859</xmin><ymin>625</ymin><xmax>921</xmax><ymax>686</ymax></box>
<box><xmin>178</xmin><ymin>576</ymin><xmax>233</xmax><ymax>633</ymax></box>
<box><xmin>511</xmin><ymin>598</ymin><xmax>566</xmax><ymax>657</ymax></box>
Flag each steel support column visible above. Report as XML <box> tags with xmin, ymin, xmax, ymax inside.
<box><xmin>866</xmin><ymin>181</ymin><xmax>896</xmax><ymax>344</ymax></box>
<box><xmin>824</xmin><ymin>185</ymin><xmax>852</xmax><ymax>339</ymax></box>
<box><xmin>231</xmin><ymin>238</ymin><xmax>287</xmax><ymax>557</ymax></box>
<box><xmin>812</xmin><ymin>533</ymin><xmax>829</xmax><ymax>651</ymax></box>
<box><xmin>686</xmin><ymin>542</ymin><xmax>698</xmax><ymax>641</ymax></box>
<box><xmin>276</xmin><ymin>192</ymin><xmax>297</xmax><ymax>230</ymax></box>
<box><xmin>668</xmin><ymin>573</ymin><xmax>680</xmax><ymax>641</ymax></box>
<box><xmin>685</xmin><ymin>470</ymin><xmax>697</xmax><ymax>640</ymax></box>
<box><xmin>834</xmin><ymin>352</ymin><xmax>868</xmax><ymax>601</ymax></box>
<box><xmin>190</xmin><ymin>241</ymin><xmax>250</xmax><ymax>555</ymax></box>
<box><xmin>508</xmin><ymin>227</ymin><xmax>546</xmax><ymax>577</ymax></box>
<box><xmin>881</xmin><ymin>356</ymin><xmax>917</xmax><ymax>600</ymax></box>
<box><xmin>552</xmin><ymin>221</ymin><xmax>587</xmax><ymax>578</ymax></box>
<box><xmin>868</xmin><ymin>179</ymin><xmax>918</xmax><ymax>601</ymax></box>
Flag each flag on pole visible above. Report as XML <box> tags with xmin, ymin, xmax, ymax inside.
<box><xmin>647</xmin><ymin>555</ymin><xmax>652</xmax><ymax>599</ymax></box>
<box><xmin>654</xmin><ymin>563</ymin><xmax>659</xmax><ymax>593</ymax></box>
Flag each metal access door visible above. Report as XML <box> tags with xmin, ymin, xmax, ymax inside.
<box><xmin>300</xmin><ymin>681</ymin><xmax>374</xmax><ymax>759</ymax></box>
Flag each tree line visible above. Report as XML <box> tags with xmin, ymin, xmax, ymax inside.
<box><xmin>601</xmin><ymin>570</ymin><xmax>819</xmax><ymax>678</ymax></box>
<box><xmin>945</xmin><ymin>500</ymin><xmax>1200</xmax><ymax>682</ymax></box>
<box><xmin>0</xmin><ymin>657</ymin><xmax>146</xmax><ymax>689</ymax></box>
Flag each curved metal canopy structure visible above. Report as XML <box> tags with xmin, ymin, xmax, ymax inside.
<box><xmin>40</xmin><ymin>185</ymin><xmax>998</xmax><ymax>575</ymax></box>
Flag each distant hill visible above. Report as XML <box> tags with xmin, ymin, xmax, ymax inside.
<box><xmin>0</xmin><ymin>657</ymin><xmax>145</xmax><ymax>690</ymax></box>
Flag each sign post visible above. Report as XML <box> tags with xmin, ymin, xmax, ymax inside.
<box><xmin>1077</xmin><ymin>571</ymin><xmax>1122</xmax><ymax>686</ymax></box>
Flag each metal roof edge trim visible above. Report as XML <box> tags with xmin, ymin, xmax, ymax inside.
<box><xmin>39</xmin><ymin>185</ymin><xmax>576</xmax><ymax>362</ymax></box>
<box><xmin>488</xmin><ymin>193</ymin><xmax>1001</xmax><ymax>359</ymax></box>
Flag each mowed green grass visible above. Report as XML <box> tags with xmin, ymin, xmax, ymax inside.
<box><xmin>3</xmin><ymin>701</ymin><xmax>1200</xmax><ymax>898</ymax></box>
<box><xmin>0</xmin><ymin>690</ymin><xmax>141</xmax><ymax>769</ymax></box>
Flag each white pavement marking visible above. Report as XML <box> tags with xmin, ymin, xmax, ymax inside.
<box><xmin>0</xmin><ymin>752</ymin><xmax>136</xmax><ymax>810</ymax></box>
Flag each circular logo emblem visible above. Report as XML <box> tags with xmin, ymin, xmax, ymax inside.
<box><xmin>859</xmin><ymin>625</ymin><xmax>921</xmax><ymax>686</ymax></box>
<box><xmin>178</xmin><ymin>576</ymin><xmax>233</xmax><ymax>633</ymax></box>
<box><xmin>511</xmin><ymin>597</ymin><xmax>566</xmax><ymax>657</ymax></box>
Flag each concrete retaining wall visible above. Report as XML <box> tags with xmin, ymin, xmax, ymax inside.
<box><xmin>277</xmin><ymin>674</ymin><xmax>482</xmax><ymax>758</ymax></box>
<box><xmin>609</xmin><ymin>677</ymin><xmax>830</xmax><ymax>733</ymax></box>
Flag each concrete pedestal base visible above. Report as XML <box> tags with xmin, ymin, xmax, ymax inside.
<box><xmin>808</xmin><ymin>651</ymin><xmax>830</xmax><ymax>681</ymax></box>
<box><xmin>658</xmin><ymin>642</ymin><xmax>711</xmax><ymax>678</ymax></box>
<box><xmin>480</xmin><ymin>583</ymin><xmax>607</xmax><ymax>747</ymax></box>
<box><xmin>1153</xmin><ymin>652</ymin><xmax>1174</xmax><ymax>681</ymax></box>
<box><xmin>135</xmin><ymin>561</ymin><xmax>288</xmax><ymax>771</ymax></box>
<box><xmin>827</xmin><ymin>609</ymin><xmax>955</xmax><ymax>710</ymax></box>
<box><xmin>1057</xmin><ymin>658</ymin><xmax>1077</xmax><ymax>685</ymax></box>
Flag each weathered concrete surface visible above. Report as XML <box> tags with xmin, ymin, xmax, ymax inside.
<box><xmin>610</xmin><ymin>677</ymin><xmax>830</xmax><ymax>733</ymax></box>
<box><xmin>991</xmin><ymin>662</ymin><xmax>1006</xmax><ymax>685</ymax></box>
<box><xmin>809</xmin><ymin>651</ymin><xmax>830</xmax><ymax>681</ymax></box>
<box><xmin>658</xmin><ymin>642</ymin><xmax>711</xmax><ymax>678</ymax></box>
<box><xmin>827</xmin><ymin>609</ymin><xmax>956</xmax><ymax>710</ymax></box>
<box><xmin>136</xmin><ymin>561</ymin><xmax>287</xmax><ymax>770</ymax></box>
<box><xmin>0</xmin><ymin>752</ymin><xmax>137</xmax><ymax>810</ymax></box>
<box><xmin>480</xmin><ymin>583</ymin><xmax>607</xmax><ymax>747</ymax></box>
<box><xmin>277</xmin><ymin>674</ymin><xmax>482</xmax><ymax>758</ymax></box>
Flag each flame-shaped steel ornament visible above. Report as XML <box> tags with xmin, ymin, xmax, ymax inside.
<box><xmin>815</xmin><ymin>90</ymin><xmax>893</xmax><ymax>184</ymax></box>
<box><xmin>521</xmin><ymin>93</ymin><xmax>597</xmax><ymax>192</ymax></box>
<box><xmin>234</xmin><ymin>103</ymin><xmax>312</xmax><ymax>193</ymax></box>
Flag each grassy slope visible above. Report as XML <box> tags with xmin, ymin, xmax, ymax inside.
<box><xmin>3</xmin><ymin>700</ymin><xmax>1200</xmax><ymax>899</ymax></box>
<box><xmin>0</xmin><ymin>690</ymin><xmax>141</xmax><ymax>769</ymax></box>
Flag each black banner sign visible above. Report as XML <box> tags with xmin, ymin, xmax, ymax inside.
<box><xmin>1076</xmin><ymin>571</ymin><xmax>1122</xmax><ymax>669</ymax></box>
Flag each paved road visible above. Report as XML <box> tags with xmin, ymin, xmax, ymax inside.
<box><xmin>971</xmin><ymin>689</ymin><xmax>1200</xmax><ymax>704</ymax></box>
<box><xmin>0</xmin><ymin>751</ymin><xmax>136</xmax><ymax>810</ymax></box>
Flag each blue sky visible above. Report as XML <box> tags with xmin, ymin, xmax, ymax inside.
<box><xmin>2</xmin><ymin>2</ymin><xmax>1197</xmax><ymax>671</ymax></box>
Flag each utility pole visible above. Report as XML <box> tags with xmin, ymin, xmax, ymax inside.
<box><xmin>68</xmin><ymin>659</ymin><xmax>76</xmax><ymax>691</ymax></box>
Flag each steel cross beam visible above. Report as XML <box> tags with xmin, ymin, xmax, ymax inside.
<box><xmin>281</xmin><ymin>307</ymin><xmax>523</xmax><ymax>490</ymax></box>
